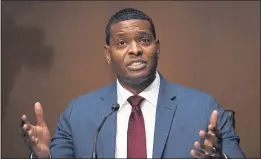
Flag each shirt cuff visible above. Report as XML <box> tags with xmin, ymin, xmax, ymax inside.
<box><xmin>222</xmin><ymin>153</ymin><xmax>228</xmax><ymax>159</ymax></box>
<box><xmin>29</xmin><ymin>152</ymin><xmax>51</xmax><ymax>159</ymax></box>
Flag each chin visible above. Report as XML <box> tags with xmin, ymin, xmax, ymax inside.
<box><xmin>127</xmin><ymin>69</ymin><xmax>150</xmax><ymax>79</ymax></box>
<box><xmin>118</xmin><ymin>69</ymin><xmax>156</xmax><ymax>86</ymax></box>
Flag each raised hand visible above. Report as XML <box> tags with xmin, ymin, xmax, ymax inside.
<box><xmin>190</xmin><ymin>110</ymin><xmax>226</xmax><ymax>158</ymax></box>
<box><xmin>20</xmin><ymin>102</ymin><xmax>51</xmax><ymax>158</ymax></box>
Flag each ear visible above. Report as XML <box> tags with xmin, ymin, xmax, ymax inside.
<box><xmin>104</xmin><ymin>44</ymin><xmax>111</xmax><ymax>64</ymax></box>
<box><xmin>156</xmin><ymin>39</ymin><xmax>160</xmax><ymax>57</ymax></box>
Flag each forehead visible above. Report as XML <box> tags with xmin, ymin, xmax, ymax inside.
<box><xmin>110</xmin><ymin>19</ymin><xmax>152</xmax><ymax>36</ymax></box>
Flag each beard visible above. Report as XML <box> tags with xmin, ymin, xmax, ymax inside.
<box><xmin>116</xmin><ymin>59</ymin><xmax>158</xmax><ymax>89</ymax></box>
<box><xmin>116</xmin><ymin>70</ymin><xmax>156</xmax><ymax>88</ymax></box>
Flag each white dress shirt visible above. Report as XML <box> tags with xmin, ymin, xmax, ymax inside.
<box><xmin>115</xmin><ymin>72</ymin><xmax>160</xmax><ymax>158</ymax></box>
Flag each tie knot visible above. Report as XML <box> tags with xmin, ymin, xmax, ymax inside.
<box><xmin>127</xmin><ymin>95</ymin><xmax>145</xmax><ymax>107</ymax></box>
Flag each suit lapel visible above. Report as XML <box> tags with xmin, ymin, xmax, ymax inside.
<box><xmin>153</xmin><ymin>75</ymin><xmax>178</xmax><ymax>158</ymax></box>
<box><xmin>98</xmin><ymin>75</ymin><xmax>178</xmax><ymax>158</ymax></box>
<box><xmin>99</xmin><ymin>82</ymin><xmax>117</xmax><ymax>158</ymax></box>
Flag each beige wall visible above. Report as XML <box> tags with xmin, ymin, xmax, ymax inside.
<box><xmin>2</xmin><ymin>1</ymin><xmax>260</xmax><ymax>158</ymax></box>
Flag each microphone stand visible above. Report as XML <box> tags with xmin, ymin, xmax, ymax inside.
<box><xmin>91</xmin><ymin>104</ymin><xmax>120</xmax><ymax>159</ymax></box>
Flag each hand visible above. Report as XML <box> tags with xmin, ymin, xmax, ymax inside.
<box><xmin>190</xmin><ymin>110</ymin><xmax>225</xmax><ymax>158</ymax></box>
<box><xmin>20</xmin><ymin>102</ymin><xmax>51</xmax><ymax>158</ymax></box>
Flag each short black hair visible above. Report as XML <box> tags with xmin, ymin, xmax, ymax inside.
<box><xmin>105</xmin><ymin>8</ymin><xmax>156</xmax><ymax>45</ymax></box>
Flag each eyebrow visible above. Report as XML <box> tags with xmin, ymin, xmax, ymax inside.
<box><xmin>115</xmin><ymin>30</ymin><xmax>152</xmax><ymax>37</ymax></box>
<box><xmin>115</xmin><ymin>32</ymin><xmax>126</xmax><ymax>37</ymax></box>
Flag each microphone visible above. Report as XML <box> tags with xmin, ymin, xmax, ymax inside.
<box><xmin>91</xmin><ymin>103</ymin><xmax>120</xmax><ymax>159</ymax></box>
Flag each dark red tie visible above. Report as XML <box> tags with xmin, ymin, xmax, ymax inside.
<box><xmin>127</xmin><ymin>95</ymin><xmax>147</xmax><ymax>158</ymax></box>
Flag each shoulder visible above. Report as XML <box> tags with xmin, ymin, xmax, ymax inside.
<box><xmin>159</xmin><ymin>73</ymin><xmax>215</xmax><ymax>103</ymax></box>
<box><xmin>166</xmin><ymin>81</ymin><xmax>225</xmax><ymax>119</ymax></box>
<box><xmin>71</xmin><ymin>82</ymin><xmax>115</xmax><ymax>105</ymax></box>
<box><xmin>62</xmin><ymin>82</ymin><xmax>115</xmax><ymax>113</ymax></box>
<box><xmin>165</xmin><ymin>81</ymin><xmax>220</xmax><ymax>114</ymax></box>
<box><xmin>167</xmin><ymin>82</ymin><xmax>215</xmax><ymax>102</ymax></box>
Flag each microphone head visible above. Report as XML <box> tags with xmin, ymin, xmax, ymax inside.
<box><xmin>112</xmin><ymin>104</ymin><xmax>120</xmax><ymax>111</ymax></box>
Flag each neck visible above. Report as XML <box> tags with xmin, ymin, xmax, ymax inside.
<box><xmin>118</xmin><ymin>72</ymin><xmax>156</xmax><ymax>95</ymax></box>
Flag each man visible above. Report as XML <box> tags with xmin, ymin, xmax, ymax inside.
<box><xmin>20</xmin><ymin>8</ymin><xmax>245</xmax><ymax>158</ymax></box>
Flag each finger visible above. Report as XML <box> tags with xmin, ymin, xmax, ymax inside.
<box><xmin>209</xmin><ymin>110</ymin><xmax>218</xmax><ymax>128</ymax></box>
<box><xmin>204</xmin><ymin>129</ymin><xmax>222</xmax><ymax>151</ymax></box>
<box><xmin>194</xmin><ymin>141</ymin><xmax>209</xmax><ymax>153</ymax></box>
<box><xmin>31</xmin><ymin>135</ymin><xmax>36</xmax><ymax>142</ymax></box>
<box><xmin>200</xmin><ymin>143</ymin><xmax>216</xmax><ymax>155</ymax></box>
<box><xmin>31</xmin><ymin>136</ymin><xmax>38</xmax><ymax>143</ymax></box>
<box><xmin>22</xmin><ymin>123</ymin><xmax>32</xmax><ymax>132</ymax></box>
<box><xmin>28</xmin><ymin>130</ymin><xmax>33</xmax><ymax>136</ymax></box>
<box><xmin>20</xmin><ymin>115</ymin><xmax>32</xmax><ymax>136</ymax></box>
<box><xmin>34</xmin><ymin>138</ymin><xmax>39</xmax><ymax>145</ymax></box>
<box><xmin>34</xmin><ymin>102</ymin><xmax>46</xmax><ymax>126</ymax></box>
<box><xmin>21</xmin><ymin>126</ymin><xmax>30</xmax><ymax>138</ymax></box>
<box><xmin>202</xmin><ymin>130</ymin><xmax>216</xmax><ymax>143</ymax></box>
<box><xmin>199</xmin><ymin>130</ymin><xmax>212</xmax><ymax>147</ymax></box>
<box><xmin>21</xmin><ymin>115</ymin><xmax>30</xmax><ymax>127</ymax></box>
<box><xmin>30</xmin><ymin>135</ymin><xmax>40</xmax><ymax>147</ymax></box>
<box><xmin>190</xmin><ymin>149</ymin><xmax>207</xmax><ymax>159</ymax></box>
<box><xmin>194</xmin><ymin>141</ymin><xmax>201</xmax><ymax>149</ymax></box>
<box><xmin>202</xmin><ymin>125</ymin><xmax>220</xmax><ymax>142</ymax></box>
<box><xmin>193</xmin><ymin>141</ymin><xmax>217</xmax><ymax>158</ymax></box>
<box><xmin>21</xmin><ymin>114</ymin><xmax>28</xmax><ymax>122</ymax></box>
<box><xmin>199</xmin><ymin>130</ymin><xmax>206</xmax><ymax>137</ymax></box>
<box><xmin>198</xmin><ymin>130</ymin><xmax>207</xmax><ymax>144</ymax></box>
<box><xmin>208</xmin><ymin>125</ymin><xmax>221</xmax><ymax>138</ymax></box>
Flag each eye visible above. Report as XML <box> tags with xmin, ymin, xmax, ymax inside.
<box><xmin>140</xmin><ymin>37</ymin><xmax>150</xmax><ymax>43</ymax></box>
<box><xmin>117</xmin><ymin>40</ymin><xmax>127</xmax><ymax>46</ymax></box>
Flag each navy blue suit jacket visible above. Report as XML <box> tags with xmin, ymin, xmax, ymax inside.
<box><xmin>50</xmin><ymin>74</ymin><xmax>245</xmax><ymax>158</ymax></box>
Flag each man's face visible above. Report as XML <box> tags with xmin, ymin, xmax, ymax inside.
<box><xmin>104</xmin><ymin>19</ymin><xmax>160</xmax><ymax>83</ymax></box>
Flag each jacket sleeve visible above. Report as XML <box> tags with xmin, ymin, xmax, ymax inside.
<box><xmin>49</xmin><ymin>99</ymin><xmax>75</xmax><ymax>158</ymax></box>
<box><xmin>207</xmin><ymin>97</ymin><xmax>246</xmax><ymax>158</ymax></box>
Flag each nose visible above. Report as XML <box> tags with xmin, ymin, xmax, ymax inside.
<box><xmin>128</xmin><ymin>41</ymin><xmax>142</xmax><ymax>56</ymax></box>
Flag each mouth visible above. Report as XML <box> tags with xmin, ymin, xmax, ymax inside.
<box><xmin>126</xmin><ymin>60</ymin><xmax>147</xmax><ymax>71</ymax></box>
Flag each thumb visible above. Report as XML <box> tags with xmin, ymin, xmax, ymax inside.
<box><xmin>34</xmin><ymin>102</ymin><xmax>46</xmax><ymax>126</ymax></box>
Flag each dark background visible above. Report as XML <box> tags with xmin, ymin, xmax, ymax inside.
<box><xmin>1</xmin><ymin>1</ymin><xmax>260</xmax><ymax>158</ymax></box>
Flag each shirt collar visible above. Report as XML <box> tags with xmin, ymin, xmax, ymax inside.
<box><xmin>116</xmin><ymin>71</ymin><xmax>160</xmax><ymax>111</ymax></box>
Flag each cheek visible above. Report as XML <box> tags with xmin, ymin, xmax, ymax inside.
<box><xmin>110</xmin><ymin>52</ymin><xmax>126</xmax><ymax>70</ymax></box>
<box><xmin>148</xmin><ymin>52</ymin><xmax>158</xmax><ymax>59</ymax></box>
<box><xmin>143</xmin><ymin>44</ymin><xmax>157</xmax><ymax>54</ymax></box>
<box><xmin>143</xmin><ymin>48</ymin><xmax>157</xmax><ymax>61</ymax></box>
